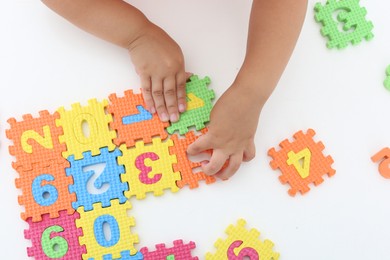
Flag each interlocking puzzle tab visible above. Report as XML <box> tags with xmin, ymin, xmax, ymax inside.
<box><xmin>25</xmin><ymin>210</ymin><xmax>86</xmax><ymax>259</ymax></box>
<box><xmin>76</xmin><ymin>200</ymin><xmax>139</xmax><ymax>259</ymax></box>
<box><xmin>268</xmin><ymin>129</ymin><xmax>336</xmax><ymax>196</ymax></box>
<box><xmin>118</xmin><ymin>137</ymin><xmax>181</xmax><ymax>199</ymax></box>
<box><xmin>6</xmin><ymin>110</ymin><xmax>66</xmax><ymax>171</ymax></box>
<box><xmin>384</xmin><ymin>65</ymin><xmax>390</xmax><ymax>91</ymax></box>
<box><xmin>167</xmin><ymin>75</ymin><xmax>214</xmax><ymax>135</ymax></box>
<box><xmin>108</xmin><ymin>90</ymin><xmax>169</xmax><ymax>148</ymax></box>
<box><xmin>314</xmin><ymin>0</ymin><xmax>374</xmax><ymax>49</ymax></box>
<box><xmin>140</xmin><ymin>240</ymin><xmax>198</xmax><ymax>260</ymax></box>
<box><xmin>205</xmin><ymin>219</ymin><xmax>279</xmax><ymax>260</ymax></box>
<box><xmin>57</xmin><ymin>98</ymin><xmax>116</xmax><ymax>160</ymax></box>
<box><xmin>371</xmin><ymin>147</ymin><xmax>390</xmax><ymax>178</ymax></box>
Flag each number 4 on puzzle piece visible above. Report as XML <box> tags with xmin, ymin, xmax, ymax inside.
<box><xmin>268</xmin><ymin>129</ymin><xmax>336</xmax><ymax>196</ymax></box>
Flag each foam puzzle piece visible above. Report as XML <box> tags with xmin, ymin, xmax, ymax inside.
<box><xmin>56</xmin><ymin>98</ymin><xmax>117</xmax><ymax>160</ymax></box>
<box><xmin>384</xmin><ymin>65</ymin><xmax>390</xmax><ymax>91</ymax></box>
<box><xmin>15</xmin><ymin>159</ymin><xmax>75</xmax><ymax>222</ymax></box>
<box><xmin>66</xmin><ymin>147</ymin><xmax>129</xmax><ymax>211</ymax></box>
<box><xmin>140</xmin><ymin>240</ymin><xmax>198</xmax><ymax>260</ymax></box>
<box><xmin>108</xmin><ymin>89</ymin><xmax>169</xmax><ymax>148</ymax></box>
<box><xmin>371</xmin><ymin>147</ymin><xmax>390</xmax><ymax>178</ymax></box>
<box><xmin>167</xmin><ymin>75</ymin><xmax>214</xmax><ymax>135</ymax></box>
<box><xmin>205</xmin><ymin>219</ymin><xmax>279</xmax><ymax>260</ymax></box>
<box><xmin>169</xmin><ymin>131</ymin><xmax>216</xmax><ymax>189</ymax></box>
<box><xmin>314</xmin><ymin>0</ymin><xmax>374</xmax><ymax>49</ymax></box>
<box><xmin>76</xmin><ymin>200</ymin><xmax>139</xmax><ymax>259</ymax></box>
<box><xmin>118</xmin><ymin>137</ymin><xmax>181</xmax><ymax>199</ymax></box>
<box><xmin>6</xmin><ymin>110</ymin><xmax>67</xmax><ymax>171</ymax></box>
<box><xmin>111</xmin><ymin>251</ymin><xmax>144</xmax><ymax>260</ymax></box>
<box><xmin>268</xmin><ymin>129</ymin><xmax>336</xmax><ymax>196</ymax></box>
<box><xmin>25</xmin><ymin>210</ymin><xmax>86</xmax><ymax>259</ymax></box>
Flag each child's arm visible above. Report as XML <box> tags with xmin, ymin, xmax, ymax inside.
<box><xmin>42</xmin><ymin>0</ymin><xmax>187</xmax><ymax>122</ymax></box>
<box><xmin>188</xmin><ymin>0</ymin><xmax>308</xmax><ymax>179</ymax></box>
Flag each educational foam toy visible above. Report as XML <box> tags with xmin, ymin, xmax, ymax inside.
<box><xmin>66</xmin><ymin>147</ymin><xmax>128</xmax><ymax>211</ymax></box>
<box><xmin>16</xmin><ymin>160</ymin><xmax>75</xmax><ymax>222</ymax></box>
<box><xmin>170</xmin><ymin>131</ymin><xmax>216</xmax><ymax>189</ymax></box>
<box><xmin>167</xmin><ymin>75</ymin><xmax>215</xmax><ymax>135</ymax></box>
<box><xmin>118</xmin><ymin>137</ymin><xmax>181</xmax><ymax>199</ymax></box>
<box><xmin>6</xmin><ymin>110</ymin><xmax>66</xmax><ymax>171</ymax></box>
<box><xmin>314</xmin><ymin>0</ymin><xmax>374</xmax><ymax>49</ymax></box>
<box><xmin>25</xmin><ymin>210</ymin><xmax>86</xmax><ymax>259</ymax></box>
<box><xmin>371</xmin><ymin>147</ymin><xmax>390</xmax><ymax>178</ymax></box>
<box><xmin>205</xmin><ymin>219</ymin><xmax>279</xmax><ymax>260</ymax></box>
<box><xmin>108</xmin><ymin>89</ymin><xmax>169</xmax><ymax>148</ymax></box>
<box><xmin>56</xmin><ymin>98</ymin><xmax>116</xmax><ymax>160</ymax></box>
<box><xmin>140</xmin><ymin>240</ymin><xmax>198</xmax><ymax>259</ymax></box>
<box><xmin>76</xmin><ymin>200</ymin><xmax>139</xmax><ymax>259</ymax></box>
<box><xmin>268</xmin><ymin>129</ymin><xmax>336</xmax><ymax>196</ymax></box>
<box><xmin>384</xmin><ymin>65</ymin><xmax>390</xmax><ymax>90</ymax></box>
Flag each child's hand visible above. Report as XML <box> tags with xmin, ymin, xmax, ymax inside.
<box><xmin>128</xmin><ymin>22</ymin><xmax>188</xmax><ymax>123</ymax></box>
<box><xmin>187</xmin><ymin>83</ymin><xmax>264</xmax><ymax>180</ymax></box>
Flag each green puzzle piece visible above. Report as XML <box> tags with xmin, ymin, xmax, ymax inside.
<box><xmin>314</xmin><ymin>0</ymin><xmax>374</xmax><ymax>49</ymax></box>
<box><xmin>167</xmin><ymin>75</ymin><xmax>215</xmax><ymax>135</ymax></box>
<box><xmin>384</xmin><ymin>65</ymin><xmax>390</xmax><ymax>91</ymax></box>
<box><xmin>166</xmin><ymin>255</ymin><xmax>175</xmax><ymax>260</ymax></box>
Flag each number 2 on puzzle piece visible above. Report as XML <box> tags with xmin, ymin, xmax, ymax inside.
<box><xmin>6</xmin><ymin>110</ymin><xmax>67</xmax><ymax>170</ymax></box>
<box><xmin>167</xmin><ymin>75</ymin><xmax>215</xmax><ymax>135</ymax></box>
<box><xmin>108</xmin><ymin>90</ymin><xmax>169</xmax><ymax>148</ymax></box>
<box><xmin>118</xmin><ymin>138</ymin><xmax>181</xmax><ymax>199</ymax></box>
<box><xmin>268</xmin><ymin>129</ymin><xmax>336</xmax><ymax>196</ymax></box>
<box><xmin>371</xmin><ymin>147</ymin><xmax>390</xmax><ymax>178</ymax></box>
<box><xmin>205</xmin><ymin>219</ymin><xmax>279</xmax><ymax>260</ymax></box>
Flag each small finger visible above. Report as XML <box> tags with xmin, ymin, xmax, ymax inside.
<box><xmin>151</xmin><ymin>77</ymin><xmax>169</xmax><ymax>122</ymax></box>
<box><xmin>176</xmin><ymin>72</ymin><xmax>187</xmax><ymax>113</ymax></box>
<box><xmin>215</xmin><ymin>154</ymin><xmax>242</xmax><ymax>180</ymax></box>
<box><xmin>202</xmin><ymin>150</ymin><xmax>229</xmax><ymax>176</ymax></box>
<box><xmin>187</xmin><ymin>135</ymin><xmax>213</xmax><ymax>155</ymax></box>
<box><xmin>140</xmin><ymin>75</ymin><xmax>155</xmax><ymax>114</ymax></box>
<box><xmin>243</xmin><ymin>143</ymin><xmax>256</xmax><ymax>162</ymax></box>
<box><xmin>163</xmin><ymin>77</ymin><xmax>179</xmax><ymax>122</ymax></box>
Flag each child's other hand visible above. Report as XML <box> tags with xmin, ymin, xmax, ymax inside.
<box><xmin>187</xmin><ymin>83</ymin><xmax>264</xmax><ymax>180</ymax></box>
<box><xmin>128</xmin><ymin>22</ymin><xmax>187</xmax><ymax>123</ymax></box>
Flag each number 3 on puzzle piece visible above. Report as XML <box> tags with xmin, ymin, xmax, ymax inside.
<box><xmin>287</xmin><ymin>148</ymin><xmax>311</xmax><ymax>179</ymax></box>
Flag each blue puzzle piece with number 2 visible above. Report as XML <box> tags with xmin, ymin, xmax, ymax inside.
<box><xmin>66</xmin><ymin>147</ymin><xmax>128</xmax><ymax>211</ymax></box>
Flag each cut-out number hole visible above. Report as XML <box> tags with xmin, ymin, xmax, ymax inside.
<box><xmin>84</xmin><ymin>163</ymin><xmax>110</xmax><ymax>195</ymax></box>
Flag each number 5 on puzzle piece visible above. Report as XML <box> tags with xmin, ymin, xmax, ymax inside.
<box><xmin>118</xmin><ymin>138</ymin><xmax>181</xmax><ymax>200</ymax></box>
<box><xmin>167</xmin><ymin>75</ymin><xmax>215</xmax><ymax>135</ymax></box>
<box><xmin>371</xmin><ymin>147</ymin><xmax>390</xmax><ymax>178</ymax></box>
<box><xmin>268</xmin><ymin>129</ymin><xmax>335</xmax><ymax>196</ymax></box>
<box><xmin>108</xmin><ymin>90</ymin><xmax>169</xmax><ymax>148</ymax></box>
<box><xmin>6</xmin><ymin>110</ymin><xmax>67</xmax><ymax>171</ymax></box>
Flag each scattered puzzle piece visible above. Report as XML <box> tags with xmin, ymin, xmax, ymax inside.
<box><xmin>118</xmin><ymin>137</ymin><xmax>181</xmax><ymax>199</ymax></box>
<box><xmin>169</xmin><ymin>131</ymin><xmax>216</xmax><ymax>189</ymax></box>
<box><xmin>167</xmin><ymin>75</ymin><xmax>214</xmax><ymax>135</ymax></box>
<box><xmin>24</xmin><ymin>210</ymin><xmax>86</xmax><ymax>259</ymax></box>
<box><xmin>140</xmin><ymin>240</ymin><xmax>198</xmax><ymax>260</ymax></box>
<box><xmin>56</xmin><ymin>98</ymin><xmax>116</xmax><ymax>160</ymax></box>
<box><xmin>16</xmin><ymin>159</ymin><xmax>75</xmax><ymax>222</ymax></box>
<box><xmin>384</xmin><ymin>65</ymin><xmax>390</xmax><ymax>91</ymax></box>
<box><xmin>314</xmin><ymin>0</ymin><xmax>374</xmax><ymax>49</ymax></box>
<box><xmin>108</xmin><ymin>89</ymin><xmax>169</xmax><ymax>148</ymax></box>
<box><xmin>205</xmin><ymin>219</ymin><xmax>279</xmax><ymax>260</ymax></box>
<box><xmin>268</xmin><ymin>129</ymin><xmax>336</xmax><ymax>196</ymax></box>
<box><xmin>6</xmin><ymin>110</ymin><xmax>67</xmax><ymax>171</ymax></box>
<box><xmin>66</xmin><ymin>147</ymin><xmax>129</xmax><ymax>211</ymax></box>
<box><xmin>371</xmin><ymin>147</ymin><xmax>390</xmax><ymax>178</ymax></box>
<box><xmin>76</xmin><ymin>200</ymin><xmax>139</xmax><ymax>259</ymax></box>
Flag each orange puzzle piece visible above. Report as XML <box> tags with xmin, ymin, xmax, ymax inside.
<box><xmin>108</xmin><ymin>90</ymin><xmax>169</xmax><ymax>148</ymax></box>
<box><xmin>268</xmin><ymin>129</ymin><xmax>335</xmax><ymax>196</ymax></box>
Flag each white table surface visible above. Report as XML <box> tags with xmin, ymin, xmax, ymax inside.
<box><xmin>0</xmin><ymin>0</ymin><xmax>389</xmax><ymax>259</ymax></box>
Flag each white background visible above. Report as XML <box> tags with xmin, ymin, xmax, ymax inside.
<box><xmin>0</xmin><ymin>0</ymin><xmax>389</xmax><ymax>259</ymax></box>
